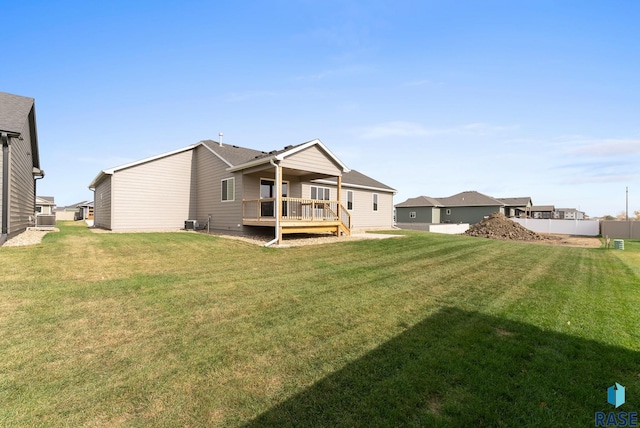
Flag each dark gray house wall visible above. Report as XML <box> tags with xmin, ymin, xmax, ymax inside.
<box><xmin>441</xmin><ymin>205</ymin><xmax>503</xmax><ymax>225</ymax></box>
<box><xmin>396</xmin><ymin>206</ymin><xmax>440</xmax><ymax>223</ymax></box>
<box><xmin>0</xmin><ymin>92</ymin><xmax>42</xmax><ymax>244</ymax></box>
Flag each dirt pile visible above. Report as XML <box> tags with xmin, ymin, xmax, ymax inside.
<box><xmin>464</xmin><ymin>212</ymin><xmax>549</xmax><ymax>242</ymax></box>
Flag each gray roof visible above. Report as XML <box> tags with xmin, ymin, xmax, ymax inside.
<box><xmin>0</xmin><ymin>91</ymin><xmax>35</xmax><ymax>134</ymax></box>
<box><xmin>200</xmin><ymin>140</ymin><xmax>268</xmax><ymax>166</ymax></box>
<box><xmin>437</xmin><ymin>191</ymin><xmax>504</xmax><ymax>207</ymax></box>
<box><xmin>318</xmin><ymin>169</ymin><xmax>396</xmax><ymax>193</ymax></box>
<box><xmin>531</xmin><ymin>205</ymin><xmax>555</xmax><ymax>211</ymax></box>
<box><xmin>36</xmin><ymin>196</ymin><xmax>55</xmax><ymax>204</ymax></box>
<box><xmin>395</xmin><ymin>195</ymin><xmax>442</xmax><ymax>207</ymax></box>
<box><xmin>396</xmin><ymin>191</ymin><xmax>533</xmax><ymax>209</ymax></box>
<box><xmin>497</xmin><ymin>197</ymin><xmax>532</xmax><ymax>206</ymax></box>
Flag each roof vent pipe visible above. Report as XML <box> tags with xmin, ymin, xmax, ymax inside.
<box><xmin>219</xmin><ymin>132</ymin><xmax>223</xmax><ymax>147</ymax></box>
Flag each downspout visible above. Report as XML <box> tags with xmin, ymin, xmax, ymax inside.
<box><xmin>1</xmin><ymin>132</ymin><xmax>10</xmax><ymax>244</ymax></box>
<box><xmin>264</xmin><ymin>158</ymin><xmax>281</xmax><ymax>247</ymax></box>
<box><xmin>33</xmin><ymin>169</ymin><xmax>45</xmax><ymax>226</ymax></box>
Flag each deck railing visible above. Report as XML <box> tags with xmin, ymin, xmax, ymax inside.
<box><xmin>243</xmin><ymin>197</ymin><xmax>350</xmax><ymax>225</ymax></box>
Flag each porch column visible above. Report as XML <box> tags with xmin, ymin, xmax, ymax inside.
<box><xmin>275</xmin><ymin>164</ymin><xmax>282</xmax><ymax>244</ymax></box>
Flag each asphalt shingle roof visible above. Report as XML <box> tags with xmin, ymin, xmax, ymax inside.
<box><xmin>0</xmin><ymin>92</ymin><xmax>34</xmax><ymax>133</ymax></box>
<box><xmin>436</xmin><ymin>191</ymin><xmax>504</xmax><ymax>207</ymax></box>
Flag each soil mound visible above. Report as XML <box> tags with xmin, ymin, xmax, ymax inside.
<box><xmin>464</xmin><ymin>212</ymin><xmax>549</xmax><ymax>242</ymax></box>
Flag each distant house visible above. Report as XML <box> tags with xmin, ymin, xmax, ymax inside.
<box><xmin>530</xmin><ymin>205</ymin><xmax>555</xmax><ymax>219</ymax></box>
<box><xmin>554</xmin><ymin>208</ymin><xmax>585</xmax><ymax>220</ymax></box>
<box><xmin>496</xmin><ymin>197</ymin><xmax>533</xmax><ymax>218</ymax></box>
<box><xmin>396</xmin><ymin>191</ymin><xmax>533</xmax><ymax>227</ymax></box>
<box><xmin>395</xmin><ymin>194</ymin><xmax>534</xmax><ymax>225</ymax></box>
<box><xmin>89</xmin><ymin>139</ymin><xmax>396</xmax><ymax>243</ymax></box>
<box><xmin>35</xmin><ymin>196</ymin><xmax>55</xmax><ymax>215</ymax></box>
<box><xmin>0</xmin><ymin>92</ymin><xmax>44</xmax><ymax>244</ymax></box>
<box><xmin>56</xmin><ymin>200</ymin><xmax>94</xmax><ymax>221</ymax></box>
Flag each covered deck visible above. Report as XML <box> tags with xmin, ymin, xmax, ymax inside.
<box><xmin>242</xmin><ymin>197</ymin><xmax>351</xmax><ymax>236</ymax></box>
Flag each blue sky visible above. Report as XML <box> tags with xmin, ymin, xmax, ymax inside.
<box><xmin>4</xmin><ymin>0</ymin><xmax>639</xmax><ymax>217</ymax></box>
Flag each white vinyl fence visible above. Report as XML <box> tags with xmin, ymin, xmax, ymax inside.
<box><xmin>513</xmin><ymin>218</ymin><xmax>600</xmax><ymax>236</ymax></box>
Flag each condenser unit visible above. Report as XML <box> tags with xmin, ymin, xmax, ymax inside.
<box><xmin>184</xmin><ymin>220</ymin><xmax>199</xmax><ymax>230</ymax></box>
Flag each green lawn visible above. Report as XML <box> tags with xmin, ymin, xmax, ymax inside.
<box><xmin>1</xmin><ymin>222</ymin><xmax>638</xmax><ymax>427</ymax></box>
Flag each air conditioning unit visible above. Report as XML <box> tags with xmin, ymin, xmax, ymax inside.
<box><xmin>184</xmin><ymin>220</ymin><xmax>199</xmax><ymax>230</ymax></box>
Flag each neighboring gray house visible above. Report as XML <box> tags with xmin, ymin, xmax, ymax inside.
<box><xmin>396</xmin><ymin>191</ymin><xmax>533</xmax><ymax>227</ymax></box>
<box><xmin>89</xmin><ymin>139</ymin><xmax>396</xmax><ymax>243</ymax></box>
<box><xmin>496</xmin><ymin>197</ymin><xmax>533</xmax><ymax>218</ymax></box>
<box><xmin>35</xmin><ymin>196</ymin><xmax>55</xmax><ymax>215</ymax></box>
<box><xmin>394</xmin><ymin>196</ymin><xmax>443</xmax><ymax>224</ymax></box>
<box><xmin>530</xmin><ymin>205</ymin><xmax>555</xmax><ymax>219</ymax></box>
<box><xmin>0</xmin><ymin>92</ymin><xmax>44</xmax><ymax>245</ymax></box>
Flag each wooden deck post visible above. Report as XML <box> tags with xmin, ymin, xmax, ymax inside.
<box><xmin>276</xmin><ymin>164</ymin><xmax>283</xmax><ymax>244</ymax></box>
<box><xmin>337</xmin><ymin>175</ymin><xmax>342</xmax><ymax>236</ymax></box>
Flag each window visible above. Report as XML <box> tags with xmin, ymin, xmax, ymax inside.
<box><xmin>311</xmin><ymin>186</ymin><xmax>330</xmax><ymax>200</ymax></box>
<box><xmin>446</xmin><ymin>209</ymin><xmax>451</xmax><ymax>215</ymax></box>
<box><xmin>372</xmin><ymin>193</ymin><xmax>378</xmax><ymax>211</ymax></box>
<box><xmin>346</xmin><ymin>190</ymin><xmax>354</xmax><ymax>210</ymax></box>
<box><xmin>221</xmin><ymin>178</ymin><xmax>235</xmax><ymax>201</ymax></box>
<box><xmin>410</xmin><ymin>211</ymin><xmax>416</xmax><ymax>219</ymax></box>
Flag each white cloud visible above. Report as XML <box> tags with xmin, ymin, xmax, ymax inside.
<box><xmin>358</xmin><ymin>121</ymin><xmax>516</xmax><ymax>139</ymax></box>
<box><xmin>566</xmin><ymin>139</ymin><xmax>640</xmax><ymax>157</ymax></box>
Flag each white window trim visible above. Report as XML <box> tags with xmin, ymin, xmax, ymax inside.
<box><xmin>311</xmin><ymin>185</ymin><xmax>331</xmax><ymax>200</ymax></box>
<box><xmin>221</xmin><ymin>177</ymin><xmax>235</xmax><ymax>202</ymax></box>
<box><xmin>410</xmin><ymin>211</ymin><xmax>416</xmax><ymax>219</ymax></box>
<box><xmin>346</xmin><ymin>190</ymin><xmax>354</xmax><ymax>211</ymax></box>
<box><xmin>446</xmin><ymin>208</ymin><xmax>451</xmax><ymax>215</ymax></box>
<box><xmin>372</xmin><ymin>193</ymin><xmax>379</xmax><ymax>212</ymax></box>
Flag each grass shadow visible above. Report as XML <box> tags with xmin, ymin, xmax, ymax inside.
<box><xmin>245</xmin><ymin>307</ymin><xmax>640</xmax><ymax>427</ymax></box>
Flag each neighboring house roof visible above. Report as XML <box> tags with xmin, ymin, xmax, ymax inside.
<box><xmin>396</xmin><ymin>191</ymin><xmax>534</xmax><ymax>209</ymax></box>
<box><xmin>58</xmin><ymin>200</ymin><xmax>93</xmax><ymax>211</ymax></box>
<box><xmin>557</xmin><ymin>208</ymin><xmax>580</xmax><ymax>212</ymax></box>
<box><xmin>497</xmin><ymin>197</ymin><xmax>532</xmax><ymax>206</ymax></box>
<box><xmin>36</xmin><ymin>196</ymin><xmax>55</xmax><ymax>205</ymax></box>
<box><xmin>314</xmin><ymin>169</ymin><xmax>396</xmax><ymax>193</ymax></box>
<box><xmin>395</xmin><ymin>195</ymin><xmax>442</xmax><ymax>207</ymax></box>
<box><xmin>531</xmin><ymin>205</ymin><xmax>555</xmax><ymax>211</ymax></box>
<box><xmin>436</xmin><ymin>191</ymin><xmax>504</xmax><ymax>207</ymax></box>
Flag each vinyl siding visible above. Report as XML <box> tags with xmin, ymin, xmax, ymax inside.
<box><xmin>280</xmin><ymin>145</ymin><xmax>342</xmax><ymax>176</ymax></box>
<box><xmin>343</xmin><ymin>188</ymin><xmax>394</xmax><ymax>231</ymax></box>
<box><xmin>441</xmin><ymin>205</ymin><xmax>502</xmax><ymax>225</ymax></box>
<box><xmin>111</xmin><ymin>150</ymin><xmax>196</xmax><ymax>231</ymax></box>
<box><xmin>194</xmin><ymin>145</ymin><xmax>244</xmax><ymax>232</ymax></box>
<box><xmin>396</xmin><ymin>206</ymin><xmax>440</xmax><ymax>223</ymax></box>
<box><xmin>93</xmin><ymin>176</ymin><xmax>112</xmax><ymax>229</ymax></box>
<box><xmin>299</xmin><ymin>182</ymin><xmax>394</xmax><ymax>230</ymax></box>
<box><xmin>8</xmin><ymin>120</ymin><xmax>36</xmax><ymax>237</ymax></box>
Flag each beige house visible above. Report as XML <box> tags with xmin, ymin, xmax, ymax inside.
<box><xmin>0</xmin><ymin>92</ymin><xmax>44</xmax><ymax>244</ymax></box>
<box><xmin>89</xmin><ymin>139</ymin><xmax>395</xmax><ymax>243</ymax></box>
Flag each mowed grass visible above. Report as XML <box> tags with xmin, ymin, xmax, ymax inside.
<box><xmin>1</xmin><ymin>222</ymin><xmax>639</xmax><ymax>427</ymax></box>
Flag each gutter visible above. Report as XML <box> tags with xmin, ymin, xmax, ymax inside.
<box><xmin>1</xmin><ymin>132</ymin><xmax>11</xmax><ymax>240</ymax></box>
<box><xmin>264</xmin><ymin>158</ymin><xmax>281</xmax><ymax>247</ymax></box>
